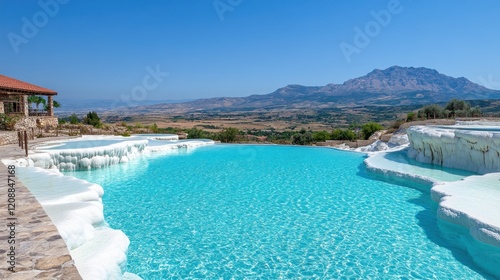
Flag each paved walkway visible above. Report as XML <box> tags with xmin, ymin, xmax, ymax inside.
<box><xmin>0</xmin><ymin>136</ymin><xmax>77</xmax><ymax>160</ymax></box>
<box><xmin>0</xmin><ymin>136</ymin><xmax>82</xmax><ymax>279</ymax></box>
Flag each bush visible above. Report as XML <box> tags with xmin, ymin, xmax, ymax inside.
<box><xmin>406</xmin><ymin>112</ymin><xmax>416</xmax><ymax>122</ymax></box>
<box><xmin>150</xmin><ymin>123</ymin><xmax>159</xmax><ymax>133</ymax></box>
<box><xmin>69</xmin><ymin>113</ymin><xmax>80</xmax><ymax>124</ymax></box>
<box><xmin>83</xmin><ymin>111</ymin><xmax>102</xmax><ymax>128</ymax></box>
<box><xmin>292</xmin><ymin>129</ymin><xmax>313</xmax><ymax>145</ymax></box>
<box><xmin>218</xmin><ymin>127</ymin><xmax>240</xmax><ymax>143</ymax></box>
<box><xmin>445</xmin><ymin>99</ymin><xmax>470</xmax><ymax>117</ymax></box>
<box><xmin>361</xmin><ymin>122</ymin><xmax>383</xmax><ymax>140</ymax></box>
<box><xmin>187</xmin><ymin>127</ymin><xmax>206</xmax><ymax>139</ymax></box>
<box><xmin>0</xmin><ymin>114</ymin><xmax>17</xmax><ymax>130</ymax></box>
<box><xmin>331</xmin><ymin>128</ymin><xmax>356</xmax><ymax>141</ymax></box>
<box><xmin>418</xmin><ymin>104</ymin><xmax>444</xmax><ymax>119</ymax></box>
<box><xmin>312</xmin><ymin>131</ymin><xmax>330</xmax><ymax>142</ymax></box>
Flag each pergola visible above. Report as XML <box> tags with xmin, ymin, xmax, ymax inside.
<box><xmin>0</xmin><ymin>74</ymin><xmax>57</xmax><ymax>117</ymax></box>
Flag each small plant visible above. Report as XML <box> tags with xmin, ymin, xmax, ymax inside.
<box><xmin>361</xmin><ymin>122</ymin><xmax>383</xmax><ymax>140</ymax></box>
<box><xmin>83</xmin><ymin>111</ymin><xmax>102</xmax><ymax>128</ymax></box>
<box><xmin>150</xmin><ymin>123</ymin><xmax>159</xmax><ymax>133</ymax></box>
<box><xmin>69</xmin><ymin>113</ymin><xmax>80</xmax><ymax>124</ymax></box>
<box><xmin>406</xmin><ymin>112</ymin><xmax>416</xmax><ymax>122</ymax></box>
<box><xmin>0</xmin><ymin>114</ymin><xmax>18</xmax><ymax>130</ymax></box>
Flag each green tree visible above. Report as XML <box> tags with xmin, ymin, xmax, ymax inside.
<box><xmin>43</xmin><ymin>100</ymin><xmax>61</xmax><ymax>111</ymax></box>
<box><xmin>219</xmin><ymin>127</ymin><xmax>240</xmax><ymax>143</ymax></box>
<box><xmin>445</xmin><ymin>99</ymin><xmax>470</xmax><ymax>118</ymax></box>
<box><xmin>426</xmin><ymin>104</ymin><xmax>444</xmax><ymax>119</ymax></box>
<box><xmin>292</xmin><ymin>129</ymin><xmax>313</xmax><ymax>145</ymax></box>
<box><xmin>330</xmin><ymin>129</ymin><xmax>356</xmax><ymax>141</ymax></box>
<box><xmin>361</xmin><ymin>122</ymin><xmax>383</xmax><ymax>140</ymax></box>
<box><xmin>28</xmin><ymin>95</ymin><xmax>46</xmax><ymax>110</ymax></box>
<box><xmin>341</xmin><ymin>129</ymin><xmax>357</xmax><ymax>141</ymax></box>
<box><xmin>68</xmin><ymin>113</ymin><xmax>79</xmax><ymax>124</ymax></box>
<box><xmin>150</xmin><ymin>123</ymin><xmax>159</xmax><ymax>133</ymax></box>
<box><xmin>406</xmin><ymin>112</ymin><xmax>416</xmax><ymax>122</ymax></box>
<box><xmin>187</xmin><ymin>127</ymin><xmax>206</xmax><ymax>139</ymax></box>
<box><xmin>312</xmin><ymin>131</ymin><xmax>330</xmax><ymax>142</ymax></box>
<box><xmin>470</xmin><ymin>107</ymin><xmax>482</xmax><ymax>117</ymax></box>
<box><xmin>83</xmin><ymin>111</ymin><xmax>102</xmax><ymax>128</ymax></box>
<box><xmin>331</xmin><ymin>129</ymin><xmax>343</xmax><ymax>140</ymax></box>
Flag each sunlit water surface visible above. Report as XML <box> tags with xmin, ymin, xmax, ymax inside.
<box><xmin>66</xmin><ymin>145</ymin><xmax>490</xmax><ymax>279</ymax></box>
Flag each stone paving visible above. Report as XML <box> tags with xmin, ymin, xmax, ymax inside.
<box><xmin>0</xmin><ymin>137</ymin><xmax>82</xmax><ymax>279</ymax></box>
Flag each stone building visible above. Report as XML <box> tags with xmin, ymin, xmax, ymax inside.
<box><xmin>0</xmin><ymin>74</ymin><xmax>58</xmax><ymax>130</ymax></box>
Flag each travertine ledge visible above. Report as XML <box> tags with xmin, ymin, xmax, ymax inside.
<box><xmin>0</xmin><ymin>162</ymin><xmax>82</xmax><ymax>279</ymax></box>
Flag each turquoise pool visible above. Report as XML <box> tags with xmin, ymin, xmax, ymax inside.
<box><xmin>66</xmin><ymin>145</ymin><xmax>492</xmax><ymax>279</ymax></box>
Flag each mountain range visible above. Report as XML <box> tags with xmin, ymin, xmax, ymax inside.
<box><xmin>114</xmin><ymin>66</ymin><xmax>500</xmax><ymax>114</ymax></box>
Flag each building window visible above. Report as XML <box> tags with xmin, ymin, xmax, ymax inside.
<box><xmin>3</xmin><ymin>96</ymin><xmax>22</xmax><ymax>114</ymax></box>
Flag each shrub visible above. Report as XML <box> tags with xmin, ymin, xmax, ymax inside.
<box><xmin>361</xmin><ymin>122</ymin><xmax>383</xmax><ymax>140</ymax></box>
<box><xmin>69</xmin><ymin>113</ymin><xmax>80</xmax><ymax>124</ymax></box>
<box><xmin>83</xmin><ymin>111</ymin><xmax>102</xmax><ymax>128</ymax></box>
<box><xmin>406</xmin><ymin>112</ymin><xmax>416</xmax><ymax>122</ymax></box>
<box><xmin>0</xmin><ymin>114</ymin><xmax>17</xmax><ymax>130</ymax></box>
<box><xmin>312</xmin><ymin>131</ymin><xmax>331</xmax><ymax>142</ymax></box>
<box><xmin>292</xmin><ymin>129</ymin><xmax>313</xmax><ymax>145</ymax></box>
<box><xmin>331</xmin><ymin>128</ymin><xmax>356</xmax><ymax>141</ymax></box>
<box><xmin>218</xmin><ymin>127</ymin><xmax>240</xmax><ymax>143</ymax></box>
<box><xmin>150</xmin><ymin>123</ymin><xmax>159</xmax><ymax>133</ymax></box>
<box><xmin>187</xmin><ymin>127</ymin><xmax>206</xmax><ymax>139</ymax></box>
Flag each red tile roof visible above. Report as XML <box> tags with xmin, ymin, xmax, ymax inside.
<box><xmin>0</xmin><ymin>74</ymin><xmax>57</xmax><ymax>95</ymax></box>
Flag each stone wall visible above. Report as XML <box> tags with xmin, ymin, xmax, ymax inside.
<box><xmin>14</xmin><ymin>117</ymin><xmax>58</xmax><ymax>131</ymax></box>
<box><xmin>316</xmin><ymin>139</ymin><xmax>376</xmax><ymax>148</ymax></box>
<box><xmin>0</xmin><ymin>131</ymin><xmax>18</xmax><ymax>146</ymax></box>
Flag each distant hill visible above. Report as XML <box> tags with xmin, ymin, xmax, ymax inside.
<box><xmin>112</xmin><ymin>66</ymin><xmax>500</xmax><ymax>114</ymax></box>
<box><xmin>55</xmin><ymin>98</ymin><xmax>194</xmax><ymax>114</ymax></box>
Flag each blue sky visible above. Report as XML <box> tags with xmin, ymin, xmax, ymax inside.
<box><xmin>1</xmin><ymin>0</ymin><xmax>499</xmax><ymax>101</ymax></box>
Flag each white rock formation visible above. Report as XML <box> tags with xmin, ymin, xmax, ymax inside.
<box><xmin>30</xmin><ymin>139</ymin><xmax>148</xmax><ymax>170</ymax></box>
<box><xmin>355</xmin><ymin>140</ymin><xmax>389</xmax><ymax>152</ymax></box>
<box><xmin>14</xmin><ymin>167</ymin><xmax>136</xmax><ymax>280</ymax></box>
<box><xmin>29</xmin><ymin>135</ymin><xmax>214</xmax><ymax>171</ymax></box>
<box><xmin>2</xmin><ymin>135</ymin><xmax>215</xmax><ymax>279</ymax></box>
<box><xmin>407</xmin><ymin>125</ymin><xmax>500</xmax><ymax>174</ymax></box>
<box><xmin>432</xmin><ymin>174</ymin><xmax>500</xmax><ymax>278</ymax></box>
<box><xmin>388</xmin><ymin>133</ymin><xmax>409</xmax><ymax>146</ymax></box>
<box><xmin>354</xmin><ymin>133</ymin><xmax>409</xmax><ymax>153</ymax></box>
<box><xmin>365</xmin><ymin>151</ymin><xmax>500</xmax><ymax>278</ymax></box>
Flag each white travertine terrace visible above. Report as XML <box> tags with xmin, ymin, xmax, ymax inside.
<box><xmin>366</xmin><ymin>124</ymin><xmax>500</xmax><ymax>278</ymax></box>
<box><xmin>8</xmin><ymin>135</ymin><xmax>215</xmax><ymax>279</ymax></box>
<box><xmin>16</xmin><ymin>167</ymin><xmax>131</xmax><ymax>280</ymax></box>
<box><xmin>407</xmin><ymin>125</ymin><xmax>500</xmax><ymax>174</ymax></box>
<box><xmin>29</xmin><ymin>134</ymin><xmax>214</xmax><ymax>171</ymax></box>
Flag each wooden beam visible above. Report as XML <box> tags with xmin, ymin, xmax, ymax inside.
<box><xmin>20</xmin><ymin>131</ymin><xmax>24</xmax><ymax>149</ymax></box>
<box><xmin>24</xmin><ymin>131</ymin><xmax>28</xmax><ymax>157</ymax></box>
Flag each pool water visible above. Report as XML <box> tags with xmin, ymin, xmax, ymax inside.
<box><xmin>66</xmin><ymin>145</ymin><xmax>490</xmax><ymax>279</ymax></box>
<box><xmin>38</xmin><ymin>139</ymin><xmax>127</xmax><ymax>150</ymax></box>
